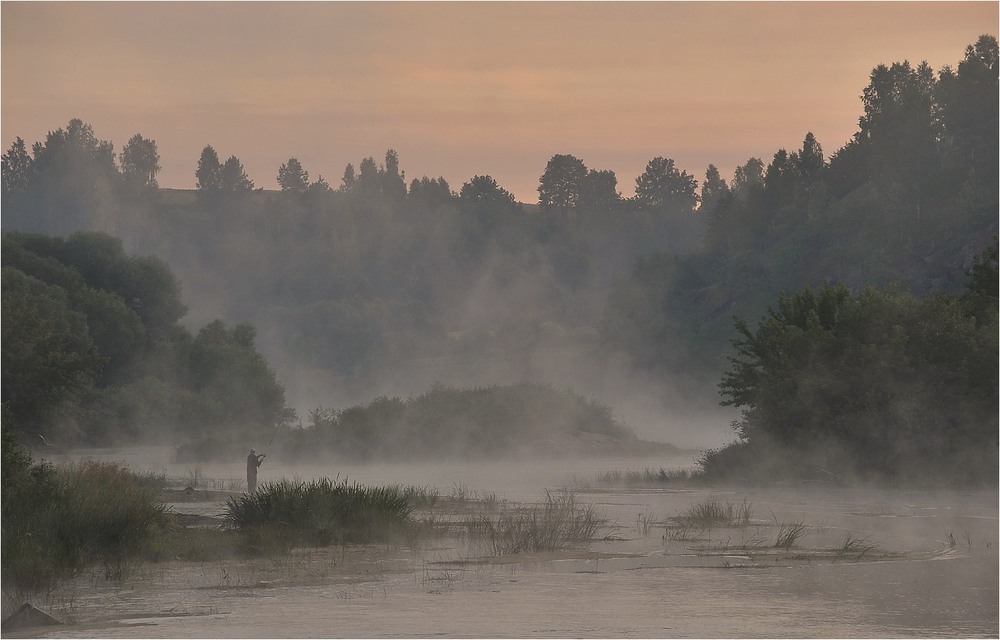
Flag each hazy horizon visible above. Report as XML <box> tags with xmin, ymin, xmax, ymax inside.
<box><xmin>3</xmin><ymin>2</ymin><xmax>995</xmax><ymax>202</ymax></box>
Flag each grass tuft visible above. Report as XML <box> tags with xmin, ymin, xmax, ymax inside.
<box><xmin>674</xmin><ymin>497</ymin><xmax>754</xmax><ymax>528</ymax></box>
<box><xmin>222</xmin><ymin>478</ymin><xmax>415</xmax><ymax>551</ymax></box>
<box><xmin>774</xmin><ymin>522</ymin><xmax>808</xmax><ymax>549</ymax></box>
<box><xmin>836</xmin><ymin>533</ymin><xmax>878</xmax><ymax>559</ymax></box>
<box><xmin>467</xmin><ymin>491</ymin><xmax>603</xmax><ymax>556</ymax></box>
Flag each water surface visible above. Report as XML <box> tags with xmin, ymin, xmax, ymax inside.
<box><xmin>19</xmin><ymin>448</ymin><xmax>999</xmax><ymax>638</ymax></box>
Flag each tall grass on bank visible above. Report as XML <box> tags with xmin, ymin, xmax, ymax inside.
<box><xmin>223</xmin><ymin>479</ymin><xmax>415</xmax><ymax>550</ymax></box>
<box><xmin>596</xmin><ymin>467</ymin><xmax>698</xmax><ymax>486</ymax></box>
<box><xmin>2</xmin><ymin>459</ymin><xmax>168</xmax><ymax>591</ymax></box>
<box><xmin>674</xmin><ymin>497</ymin><xmax>754</xmax><ymax>528</ymax></box>
<box><xmin>468</xmin><ymin>491</ymin><xmax>603</xmax><ymax>555</ymax></box>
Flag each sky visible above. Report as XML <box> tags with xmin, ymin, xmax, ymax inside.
<box><xmin>2</xmin><ymin>2</ymin><xmax>996</xmax><ymax>203</ymax></box>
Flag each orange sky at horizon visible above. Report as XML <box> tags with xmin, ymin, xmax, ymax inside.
<box><xmin>2</xmin><ymin>2</ymin><xmax>996</xmax><ymax>202</ymax></box>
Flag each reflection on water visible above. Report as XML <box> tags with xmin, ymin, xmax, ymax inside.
<box><xmin>20</xmin><ymin>448</ymin><xmax>1000</xmax><ymax>638</ymax></box>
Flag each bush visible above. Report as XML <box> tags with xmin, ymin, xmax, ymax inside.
<box><xmin>2</xmin><ymin>441</ymin><xmax>168</xmax><ymax>590</ymax></box>
<box><xmin>717</xmin><ymin>272</ymin><xmax>998</xmax><ymax>484</ymax></box>
<box><xmin>292</xmin><ymin>382</ymin><xmax>639</xmax><ymax>461</ymax></box>
<box><xmin>222</xmin><ymin>479</ymin><xmax>414</xmax><ymax>550</ymax></box>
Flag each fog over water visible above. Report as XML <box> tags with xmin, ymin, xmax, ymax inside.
<box><xmin>2</xmin><ymin>5</ymin><xmax>997</xmax><ymax>637</ymax></box>
<box><xmin>25</xmin><ymin>447</ymin><xmax>1000</xmax><ymax>638</ymax></box>
<box><xmin>268</xmin><ymin>341</ymin><xmax>737</xmax><ymax>449</ymax></box>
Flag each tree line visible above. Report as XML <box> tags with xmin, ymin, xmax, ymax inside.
<box><xmin>602</xmin><ymin>35</ymin><xmax>998</xmax><ymax>379</ymax></box>
<box><xmin>1</xmin><ymin>37</ymin><xmax>996</xmax><ymax>477</ymax></box>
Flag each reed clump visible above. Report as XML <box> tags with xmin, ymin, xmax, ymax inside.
<box><xmin>674</xmin><ymin>497</ymin><xmax>754</xmax><ymax>528</ymax></box>
<box><xmin>223</xmin><ymin>479</ymin><xmax>415</xmax><ymax>550</ymax></box>
<box><xmin>774</xmin><ymin>521</ymin><xmax>808</xmax><ymax>549</ymax></box>
<box><xmin>836</xmin><ymin>533</ymin><xmax>878</xmax><ymax>558</ymax></box>
<box><xmin>469</xmin><ymin>491</ymin><xmax>603</xmax><ymax>555</ymax></box>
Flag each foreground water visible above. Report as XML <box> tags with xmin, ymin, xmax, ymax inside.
<box><xmin>13</xmin><ymin>447</ymin><xmax>999</xmax><ymax>638</ymax></box>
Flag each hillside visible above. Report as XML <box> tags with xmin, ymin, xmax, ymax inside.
<box><xmin>1</xmin><ymin>36</ymin><xmax>995</xmax><ymax>451</ymax></box>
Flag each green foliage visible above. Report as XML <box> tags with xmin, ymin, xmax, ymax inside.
<box><xmin>1</xmin><ymin>38</ymin><xmax>994</xmax><ymax>451</ymax></box>
<box><xmin>3</xmin><ymin>232</ymin><xmax>187</xmax><ymax>339</ymax></box>
<box><xmin>1</xmin><ymin>435</ymin><xmax>168</xmax><ymax>590</ymax></box>
<box><xmin>960</xmin><ymin>238</ymin><xmax>999</xmax><ymax>326</ymax></box>
<box><xmin>188</xmin><ymin>321</ymin><xmax>286</xmax><ymax>438</ymax></box>
<box><xmin>222</xmin><ymin>479</ymin><xmax>414</xmax><ymax>549</ymax></box>
<box><xmin>1</xmin><ymin>230</ymin><xmax>288</xmax><ymax>446</ymax></box>
<box><xmin>717</xmin><ymin>268</ymin><xmax>998</xmax><ymax>483</ymax></box>
<box><xmin>1</xmin><ymin>267</ymin><xmax>103</xmax><ymax>436</ymax></box>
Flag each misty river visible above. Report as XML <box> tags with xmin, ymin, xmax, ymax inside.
<box><xmin>13</xmin><ymin>447</ymin><xmax>999</xmax><ymax>638</ymax></box>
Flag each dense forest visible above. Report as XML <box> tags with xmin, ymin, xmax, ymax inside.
<box><xmin>2</xmin><ymin>37</ymin><xmax>996</xmax><ymax>476</ymax></box>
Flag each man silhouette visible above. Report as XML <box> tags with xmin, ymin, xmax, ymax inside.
<box><xmin>247</xmin><ymin>449</ymin><xmax>265</xmax><ymax>492</ymax></box>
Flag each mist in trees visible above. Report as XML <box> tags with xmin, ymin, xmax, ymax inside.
<box><xmin>610</xmin><ymin>36</ymin><xmax>998</xmax><ymax>385</ymax></box>
<box><xmin>1</xmin><ymin>36</ymin><xmax>995</xmax><ymax>474</ymax></box>
<box><xmin>1</xmin><ymin>232</ymin><xmax>289</xmax><ymax>447</ymax></box>
<box><xmin>713</xmin><ymin>242</ymin><xmax>997</xmax><ymax>483</ymax></box>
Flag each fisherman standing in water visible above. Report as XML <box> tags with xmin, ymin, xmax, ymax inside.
<box><xmin>247</xmin><ymin>449</ymin><xmax>265</xmax><ymax>492</ymax></box>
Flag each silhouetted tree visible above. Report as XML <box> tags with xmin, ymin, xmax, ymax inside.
<box><xmin>857</xmin><ymin>60</ymin><xmax>939</xmax><ymax>190</ymax></box>
<box><xmin>357</xmin><ymin>157</ymin><xmax>380</xmax><ymax>198</ymax></box>
<box><xmin>277</xmin><ymin>157</ymin><xmax>310</xmax><ymax>192</ymax></box>
<box><xmin>221</xmin><ymin>155</ymin><xmax>254</xmax><ymax>192</ymax></box>
<box><xmin>578</xmin><ymin>169</ymin><xmax>621</xmax><ymax>213</ymax></box>
<box><xmin>195</xmin><ymin>145</ymin><xmax>223</xmax><ymax>191</ymax></box>
<box><xmin>340</xmin><ymin>163</ymin><xmax>357</xmax><ymax>192</ymax></box>
<box><xmin>731</xmin><ymin>157</ymin><xmax>765</xmax><ymax>200</ymax></box>
<box><xmin>538</xmin><ymin>154</ymin><xmax>587</xmax><ymax>212</ymax></box>
<box><xmin>12</xmin><ymin>118</ymin><xmax>120</xmax><ymax>234</ymax></box>
<box><xmin>700</xmin><ymin>164</ymin><xmax>729</xmax><ymax>216</ymax></box>
<box><xmin>308</xmin><ymin>175</ymin><xmax>332</xmax><ymax>193</ymax></box>
<box><xmin>382</xmin><ymin>149</ymin><xmax>407</xmax><ymax>202</ymax></box>
<box><xmin>795</xmin><ymin>133</ymin><xmax>825</xmax><ymax>183</ymax></box>
<box><xmin>120</xmin><ymin>134</ymin><xmax>160</xmax><ymax>191</ymax></box>
<box><xmin>763</xmin><ymin>148</ymin><xmax>799</xmax><ymax>208</ymax></box>
<box><xmin>2</xmin><ymin>137</ymin><xmax>34</xmax><ymax>195</ymax></box>
<box><xmin>937</xmin><ymin>35</ymin><xmax>999</xmax><ymax>176</ymax></box>
<box><xmin>459</xmin><ymin>175</ymin><xmax>520</xmax><ymax>216</ymax></box>
<box><xmin>409</xmin><ymin>176</ymin><xmax>455</xmax><ymax>209</ymax></box>
<box><xmin>634</xmin><ymin>156</ymin><xmax>698</xmax><ymax>212</ymax></box>
<box><xmin>30</xmin><ymin>119</ymin><xmax>116</xmax><ymax>177</ymax></box>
